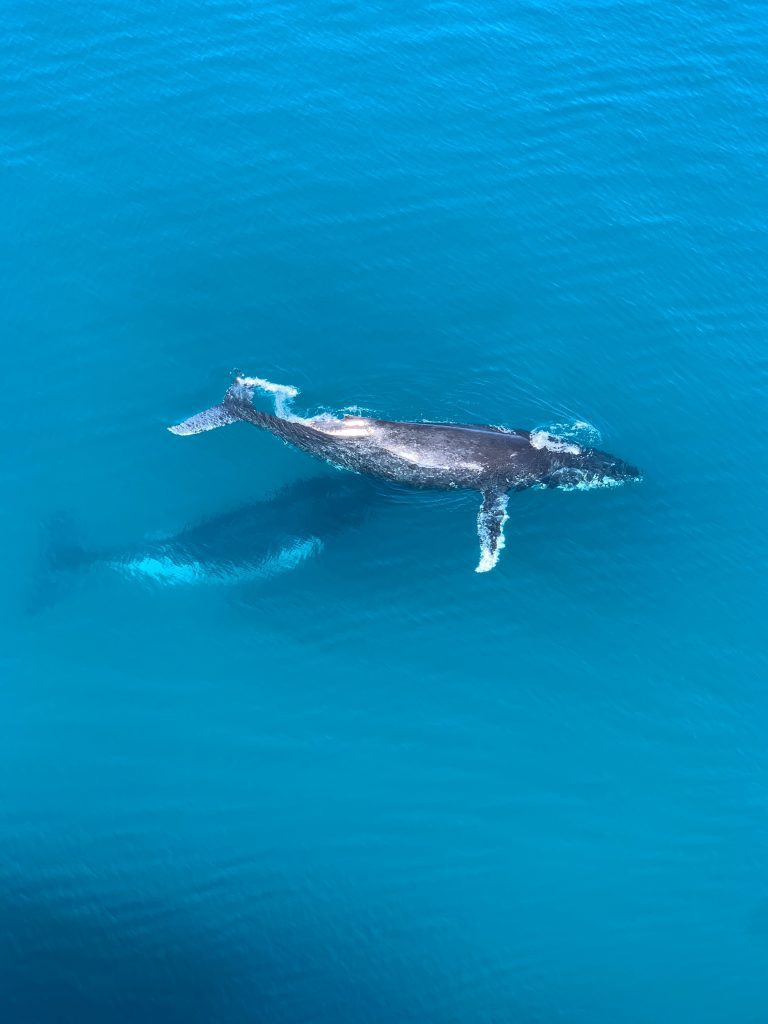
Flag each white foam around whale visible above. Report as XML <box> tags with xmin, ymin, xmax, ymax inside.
<box><xmin>534</xmin><ymin>420</ymin><xmax>603</xmax><ymax>448</ymax></box>
<box><xmin>236</xmin><ymin>376</ymin><xmax>300</xmax><ymax>419</ymax></box>
<box><xmin>529</xmin><ymin>430</ymin><xmax>582</xmax><ymax>455</ymax></box>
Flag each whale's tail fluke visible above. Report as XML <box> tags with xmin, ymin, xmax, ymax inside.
<box><xmin>25</xmin><ymin>513</ymin><xmax>95</xmax><ymax>615</ymax></box>
<box><xmin>168</xmin><ymin>377</ymin><xmax>300</xmax><ymax>436</ymax></box>
<box><xmin>168</xmin><ymin>402</ymin><xmax>241</xmax><ymax>436</ymax></box>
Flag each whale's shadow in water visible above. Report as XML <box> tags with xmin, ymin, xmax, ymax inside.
<box><xmin>30</xmin><ymin>474</ymin><xmax>384</xmax><ymax>612</ymax></box>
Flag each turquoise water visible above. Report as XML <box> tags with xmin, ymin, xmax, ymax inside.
<box><xmin>2</xmin><ymin>1</ymin><xmax>767</xmax><ymax>1020</ymax></box>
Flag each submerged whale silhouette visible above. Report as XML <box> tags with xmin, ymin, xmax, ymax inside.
<box><xmin>170</xmin><ymin>376</ymin><xmax>641</xmax><ymax>572</ymax></box>
<box><xmin>43</xmin><ymin>475</ymin><xmax>378</xmax><ymax>595</ymax></box>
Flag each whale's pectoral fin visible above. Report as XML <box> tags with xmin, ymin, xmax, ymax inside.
<box><xmin>475</xmin><ymin>489</ymin><xmax>509</xmax><ymax>574</ymax></box>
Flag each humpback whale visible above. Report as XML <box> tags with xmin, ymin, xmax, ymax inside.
<box><xmin>169</xmin><ymin>377</ymin><xmax>641</xmax><ymax>572</ymax></box>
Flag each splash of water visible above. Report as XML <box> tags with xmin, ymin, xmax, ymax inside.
<box><xmin>533</xmin><ymin>419</ymin><xmax>603</xmax><ymax>448</ymax></box>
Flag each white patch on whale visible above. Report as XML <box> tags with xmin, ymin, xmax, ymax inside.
<box><xmin>313</xmin><ymin>415</ymin><xmax>376</xmax><ymax>438</ymax></box>
<box><xmin>390</xmin><ymin>447</ymin><xmax>423</xmax><ymax>464</ymax></box>
<box><xmin>383</xmin><ymin>445</ymin><xmax>481</xmax><ymax>472</ymax></box>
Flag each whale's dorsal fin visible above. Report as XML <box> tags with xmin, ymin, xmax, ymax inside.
<box><xmin>475</xmin><ymin>489</ymin><xmax>509</xmax><ymax>573</ymax></box>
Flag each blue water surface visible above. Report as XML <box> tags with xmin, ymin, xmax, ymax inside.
<box><xmin>2</xmin><ymin>1</ymin><xmax>767</xmax><ymax>1020</ymax></box>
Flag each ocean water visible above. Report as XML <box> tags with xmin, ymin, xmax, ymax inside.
<box><xmin>2</xmin><ymin>1</ymin><xmax>767</xmax><ymax>1020</ymax></box>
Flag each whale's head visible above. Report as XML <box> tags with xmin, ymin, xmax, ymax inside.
<box><xmin>529</xmin><ymin>432</ymin><xmax>641</xmax><ymax>491</ymax></box>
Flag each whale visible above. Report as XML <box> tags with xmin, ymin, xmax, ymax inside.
<box><xmin>169</xmin><ymin>376</ymin><xmax>641</xmax><ymax>572</ymax></box>
<box><xmin>35</xmin><ymin>475</ymin><xmax>379</xmax><ymax>606</ymax></box>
